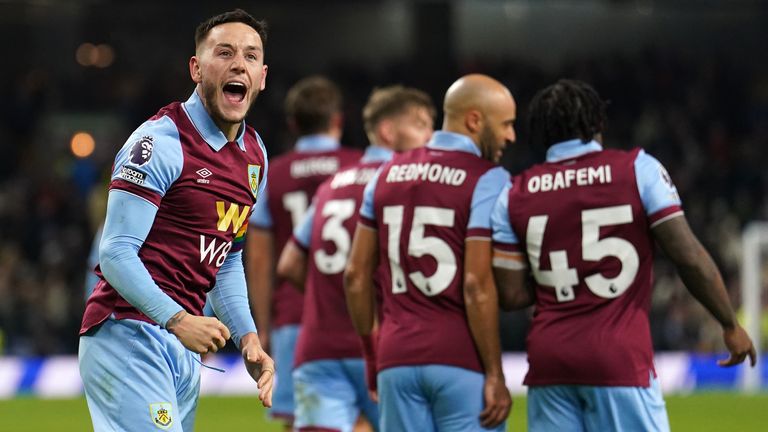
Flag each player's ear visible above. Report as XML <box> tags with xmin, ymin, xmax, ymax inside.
<box><xmin>465</xmin><ymin>109</ymin><xmax>482</xmax><ymax>134</ymax></box>
<box><xmin>258</xmin><ymin>65</ymin><xmax>268</xmax><ymax>91</ymax></box>
<box><xmin>378</xmin><ymin>119</ymin><xmax>395</xmax><ymax>146</ymax></box>
<box><xmin>190</xmin><ymin>56</ymin><xmax>202</xmax><ymax>83</ymax></box>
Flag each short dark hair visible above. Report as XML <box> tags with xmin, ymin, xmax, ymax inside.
<box><xmin>363</xmin><ymin>85</ymin><xmax>436</xmax><ymax>136</ymax></box>
<box><xmin>528</xmin><ymin>79</ymin><xmax>607</xmax><ymax>149</ymax></box>
<box><xmin>195</xmin><ymin>9</ymin><xmax>268</xmax><ymax>49</ymax></box>
<box><xmin>284</xmin><ymin>76</ymin><xmax>343</xmax><ymax>135</ymax></box>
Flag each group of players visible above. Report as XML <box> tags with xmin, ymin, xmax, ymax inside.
<box><xmin>78</xmin><ymin>9</ymin><xmax>756</xmax><ymax>432</ymax></box>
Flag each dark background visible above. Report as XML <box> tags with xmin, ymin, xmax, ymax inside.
<box><xmin>1</xmin><ymin>0</ymin><xmax>766</xmax><ymax>355</ymax></box>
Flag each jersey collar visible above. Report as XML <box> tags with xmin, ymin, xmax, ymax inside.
<box><xmin>295</xmin><ymin>134</ymin><xmax>341</xmax><ymax>153</ymax></box>
<box><xmin>546</xmin><ymin>138</ymin><xmax>603</xmax><ymax>162</ymax></box>
<box><xmin>361</xmin><ymin>145</ymin><xmax>393</xmax><ymax>163</ymax></box>
<box><xmin>427</xmin><ymin>131</ymin><xmax>482</xmax><ymax>157</ymax></box>
<box><xmin>182</xmin><ymin>90</ymin><xmax>247</xmax><ymax>152</ymax></box>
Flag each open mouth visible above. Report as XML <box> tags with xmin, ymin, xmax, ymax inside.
<box><xmin>223</xmin><ymin>82</ymin><xmax>247</xmax><ymax>104</ymax></box>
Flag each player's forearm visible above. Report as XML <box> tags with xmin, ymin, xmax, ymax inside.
<box><xmin>100</xmin><ymin>190</ymin><xmax>184</xmax><ymax>327</ymax></box>
<box><xmin>654</xmin><ymin>217</ymin><xmax>738</xmax><ymax>329</ymax></box>
<box><xmin>492</xmin><ymin>267</ymin><xmax>534</xmax><ymax>310</ymax></box>
<box><xmin>676</xmin><ymin>247</ymin><xmax>737</xmax><ymax>329</ymax></box>
<box><xmin>210</xmin><ymin>251</ymin><xmax>258</xmax><ymax>347</ymax></box>
<box><xmin>343</xmin><ymin>265</ymin><xmax>375</xmax><ymax>335</ymax></box>
<box><xmin>276</xmin><ymin>240</ymin><xmax>308</xmax><ymax>292</ymax></box>
<box><xmin>245</xmin><ymin>230</ymin><xmax>273</xmax><ymax>334</ymax></box>
<box><xmin>464</xmin><ymin>272</ymin><xmax>504</xmax><ymax>377</ymax></box>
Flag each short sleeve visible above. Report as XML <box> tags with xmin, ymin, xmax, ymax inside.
<box><xmin>634</xmin><ymin>150</ymin><xmax>684</xmax><ymax>227</ymax></box>
<box><xmin>292</xmin><ymin>203</ymin><xmax>316</xmax><ymax>249</ymax></box>
<box><xmin>249</xmin><ymin>189</ymin><xmax>272</xmax><ymax>228</ymax></box>
<box><xmin>467</xmin><ymin>166</ymin><xmax>510</xmax><ymax>239</ymax></box>
<box><xmin>358</xmin><ymin>166</ymin><xmax>384</xmax><ymax>229</ymax></box>
<box><xmin>110</xmin><ymin>116</ymin><xmax>183</xmax><ymax>207</ymax></box>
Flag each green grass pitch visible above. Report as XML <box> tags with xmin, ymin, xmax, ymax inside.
<box><xmin>0</xmin><ymin>393</ymin><xmax>766</xmax><ymax>431</ymax></box>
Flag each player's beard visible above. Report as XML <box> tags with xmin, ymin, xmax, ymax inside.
<box><xmin>200</xmin><ymin>79</ymin><xmax>259</xmax><ymax>125</ymax></box>
<box><xmin>478</xmin><ymin>125</ymin><xmax>499</xmax><ymax>163</ymax></box>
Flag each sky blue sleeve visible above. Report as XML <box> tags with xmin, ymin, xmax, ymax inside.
<box><xmin>99</xmin><ymin>189</ymin><xmax>184</xmax><ymax>327</ymax></box>
<box><xmin>359</xmin><ymin>167</ymin><xmax>383</xmax><ymax>221</ymax></box>
<box><xmin>293</xmin><ymin>203</ymin><xmax>316</xmax><ymax>248</ymax></box>
<box><xmin>634</xmin><ymin>150</ymin><xmax>682</xmax><ymax>215</ymax></box>
<box><xmin>254</xmin><ymin>132</ymin><xmax>269</xmax><ymax>203</ymax></box>
<box><xmin>207</xmin><ymin>250</ymin><xmax>257</xmax><ymax>348</ymax></box>
<box><xmin>491</xmin><ymin>182</ymin><xmax>520</xmax><ymax>245</ymax></box>
<box><xmin>467</xmin><ymin>166</ymin><xmax>511</xmax><ymax>232</ymax></box>
<box><xmin>248</xmin><ymin>189</ymin><xmax>272</xmax><ymax>227</ymax></box>
<box><xmin>84</xmin><ymin>225</ymin><xmax>103</xmax><ymax>300</ymax></box>
<box><xmin>111</xmin><ymin>116</ymin><xmax>183</xmax><ymax>197</ymax></box>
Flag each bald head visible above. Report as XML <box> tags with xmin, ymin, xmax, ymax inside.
<box><xmin>441</xmin><ymin>74</ymin><xmax>517</xmax><ymax>162</ymax></box>
<box><xmin>443</xmin><ymin>74</ymin><xmax>511</xmax><ymax>125</ymax></box>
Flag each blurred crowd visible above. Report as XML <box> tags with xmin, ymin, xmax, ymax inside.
<box><xmin>1</xmin><ymin>46</ymin><xmax>767</xmax><ymax>355</ymax></box>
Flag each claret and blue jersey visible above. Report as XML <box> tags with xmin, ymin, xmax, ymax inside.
<box><xmin>491</xmin><ymin>138</ymin><xmax>683</xmax><ymax>387</ymax></box>
<box><xmin>81</xmin><ymin>90</ymin><xmax>267</xmax><ymax>335</ymax></box>
<box><xmin>359</xmin><ymin>131</ymin><xmax>510</xmax><ymax>374</ymax></box>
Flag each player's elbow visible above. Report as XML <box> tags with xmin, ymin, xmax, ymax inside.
<box><xmin>464</xmin><ymin>272</ymin><xmax>493</xmax><ymax>305</ymax></box>
<box><xmin>343</xmin><ymin>262</ymin><xmax>366</xmax><ymax>296</ymax></box>
<box><xmin>98</xmin><ymin>237</ymin><xmax>133</xmax><ymax>275</ymax></box>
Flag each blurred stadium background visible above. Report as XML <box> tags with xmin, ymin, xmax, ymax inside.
<box><xmin>1</xmin><ymin>0</ymin><xmax>767</xmax><ymax>429</ymax></box>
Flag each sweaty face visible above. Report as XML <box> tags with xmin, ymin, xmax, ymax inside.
<box><xmin>479</xmin><ymin>94</ymin><xmax>517</xmax><ymax>163</ymax></box>
<box><xmin>193</xmin><ymin>22</ymin><xmax>267</xmax><ymax>129</ymax></box>
<box><xmin>391</xmin><ymin>105</ymin><xmax>434</xmax><ymax>152</ymax></box>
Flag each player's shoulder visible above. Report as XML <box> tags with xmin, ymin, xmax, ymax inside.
<box><xmin>119</xmin><ymin>114</ymin><xmax>182</xmax><ymax>164</ymax></box>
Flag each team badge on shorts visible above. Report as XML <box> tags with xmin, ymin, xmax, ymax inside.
<box><xmin>149</xmin><ymin>402</ymin><xmax>173</xmax><ymax>429</ymax></box>
<box><xmin>248</xmin><ymin>164</ymin><xmax>261</xmax><ymax>199</ymax></box>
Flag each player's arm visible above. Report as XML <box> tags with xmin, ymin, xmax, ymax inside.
<box><xmin>245</xmin><ymin>189</ymin><xmax>274</xmax><ymax>352</ymax></box>
<box><xmin>464</xmin><ymin>239</ymin><xmax>512</xmax><ymax>428</ymax></box>
<box><xmin>208</xmin><ymin>250</ymin><xmax>275</xmax><ymax>407</ymax></box>
<box><xmin>636</xmin><ymin>151</ymin><xmax>755</xmax><ymax>367</ymax></box>
<box><xmin>490</xmin><ymin>183</ymin><xmax>535</xmax><ymax>310</ymax></box>
<box><xmin>276</xmin><ymin>203</ymin><xmax>315</xmax><ymax>292</ymax></box>
<box><xmin>652</xmin><ymin>217</ymin><xmax>756</xmax><ymax>367</ymax></box>
<box><xmin>100</xmin><ymin>190</ymin><xmax>230</xmax><ymax>354</ymax></box>
<box><xmin>344</xmin><ymin>224</ymin><xmax>379</xmax><ymax>336</ymax></box>
<box><xmin>465</xmin><ymin>167</ymin><xmax>512</xmax><ymax>428</ymax></box>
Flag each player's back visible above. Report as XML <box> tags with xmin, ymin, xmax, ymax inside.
<box><xmin>295</xmin><ymin>157</ymin><xmax>385</xmax><ymax>367</ymax></box>
<box><xmin>367</xmin><ymin>144</ymin><xmax>500</xmax><ymax>373</ymax></box>
<box><xmin>507</xmin><ymin>146</ymin><xmax>658</xmax><ymax>386</ymax></box>
<box><xmin>263</xmin><ymin>147</ymin><xmax>361</xmax><ymax>326</ymax></box>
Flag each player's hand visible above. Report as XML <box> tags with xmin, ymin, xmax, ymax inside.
<box><xmin>241</xmin><ymin>333</ymin><xmax>275</xmax><ymax>408</ymax></box>
<box><xmin>718</xmin><ymin>325</ymin><xmax>757</xmax><ymax>367</ymax></box>
<box><xmin>166</xmin><ymin>311</ymin><xmax>230</xmax><ymax>354</ymax></box>
<box><xmin>479</xmin><ymin>374</ymin><xmax>511</xmax><ymax>429</ymax></box>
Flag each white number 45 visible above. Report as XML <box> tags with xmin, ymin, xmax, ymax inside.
<box><xmin>526</xmin><ymin>205</ymin><xmax>639</xmax><ymax>302</ymax></box>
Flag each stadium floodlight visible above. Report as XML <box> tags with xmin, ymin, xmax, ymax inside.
<box><xmin>740</xmin><ymin>222</ymin><xmax>766</xmax><ymax>392</ymax></box>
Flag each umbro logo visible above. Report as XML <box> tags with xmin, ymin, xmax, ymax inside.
<box><xmin>196</xmin><ymin>168</ymin><xmax>213</xmax><ymax>184</ymax></box>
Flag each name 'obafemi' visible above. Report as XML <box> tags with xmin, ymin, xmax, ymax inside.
<box><xmin>527</xmin><ymin>164</ymin><xmax>612</xmax><ymax>193</ymax></box>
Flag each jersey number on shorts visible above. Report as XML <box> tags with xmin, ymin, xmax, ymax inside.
<box><xmin>314</xmin><ymin>199</ymin><xmax>357</xmax><ymax>274</ymax></box>
<box><xmin>383</xmin><ymin>205</ymin><xmax>457</xmax><ymax>296</ymax></box>
<box><xmin>527</xmin><ymin>204</ymin><xmax>639</xmax><ymax>302</ymax></box>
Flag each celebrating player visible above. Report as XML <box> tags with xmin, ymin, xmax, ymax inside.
<box><xmin>344</xmin><ymin>74</ymin><xmax>515</xmax><ymax>432</ymax></box>
<box><xmin>491</xmin><ymin>79</ymin><xmax>757</xmax><ymax>431</ymax></box>
<box><xmin>246</xmin><ymin>75</ymin><xmax>361</xmax><ymax>428</ymax></box>
<box><xmin>277</xmin><ymin>85</ymin><xmax>435</xmax><ymax>432</ymax></box>
<box><xmin>79</xmin><ymin>9</ymin><xmax>274</xmax><ymax>431</ymax></box>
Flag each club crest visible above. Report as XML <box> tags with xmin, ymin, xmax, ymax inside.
<box><xmin>248</xmin><ymin>164</ymin><xmax>261</xmax><ymax>199</ymax></box>
<box><xmin>149</xmin><ymin>402</ymin><xmax>173</xmax><ymax>429</ymax></box>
